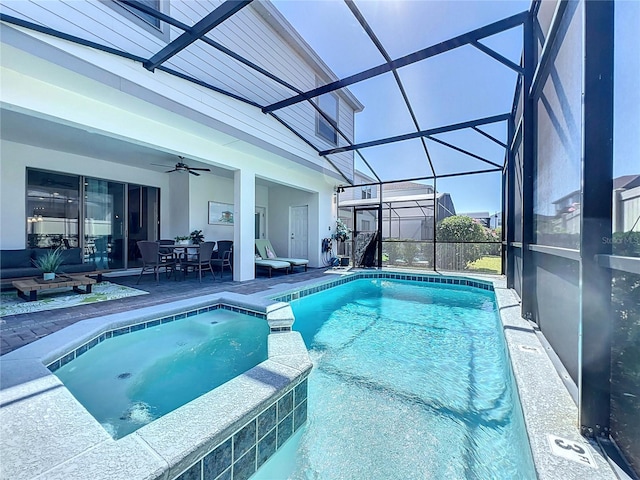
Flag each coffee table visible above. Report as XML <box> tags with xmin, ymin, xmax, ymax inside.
<box><xmin>12</xmin><ymin>275</ymin><xmax>97</xmax><ymax>302</ymax></box>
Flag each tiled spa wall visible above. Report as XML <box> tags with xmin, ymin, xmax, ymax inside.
<box><xmin>174</xmin><ymin>377</ymin><xmax>308</xmax><ymax>480</ymax></box>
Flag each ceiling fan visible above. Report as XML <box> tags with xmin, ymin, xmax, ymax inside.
<box><xmin>152</xmin><ymin>157</ymin><xmax>211</xmax><ymax>176</ymax></box>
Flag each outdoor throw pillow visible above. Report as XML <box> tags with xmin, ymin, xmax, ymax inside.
<box><xmin>265</xmin><ymin>246</ymin><xmax>276</xmax><ymax>259</ymax></box>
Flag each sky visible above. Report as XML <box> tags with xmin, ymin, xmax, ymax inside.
<box><xmin>270</xmin><ymin>0</ymin><xmax>639</xmax><ymax>215</ymax></box>
<box><xmin>271</xmin><ymin>0</ymin><xmax>529</xmax><ymax>214</ymax></box>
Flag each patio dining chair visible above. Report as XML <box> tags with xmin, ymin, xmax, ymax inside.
<box><xmin>211</xmin><ymin>240</ymin><xmax>233</xmax><ymax>277</ymax></box>
<box><xmin>136</xmin><ymin>240</ymin><xmax>176</xmax><ymax>284</ymax></box>
<box><xmin>184</xmin><ymin>241</ymin><xmax>216</xmax><ymax>283</ymax></box>
<box><xmin>158</xmin><ymin>239</ymin><xmax>176</xmax><ymax>263</ymax></box>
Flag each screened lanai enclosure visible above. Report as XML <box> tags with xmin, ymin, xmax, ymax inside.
<box><xmin>1</xmin><ymin>0</ymin><xmax>638</xmax><ymax>476</ymax></box>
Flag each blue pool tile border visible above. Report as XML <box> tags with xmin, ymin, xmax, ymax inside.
<box><xmin>47</xmin><ymin>303</ymin><xmax>267</xmax><ymax>372</ymax></box>
<box><xmin>271</xmin><ymin>271</ymin><xmax>494</xmax><ymax>303</ymax></box>
<box><xmin>173</xmin><ymin>376</ymin><xmax>308</xmax><ymax>480</ymax></box>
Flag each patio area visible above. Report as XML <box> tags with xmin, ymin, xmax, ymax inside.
<box><xmin>0</xmin><ymin>268</ymin><xmax>331</xmax><ymax>355</ymax></box>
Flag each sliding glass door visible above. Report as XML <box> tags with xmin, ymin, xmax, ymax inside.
<box><xmin>26</xmin><ymin>168</ymin><xmax>159</xmax><ymax>270</ymax></box>
<box><xmin>127</xmin><ymin>184</ymin><xmax>160</xmax><ymax>268</ymax></box>
<box><xmin>84</xmin><ymin>178</ymin><xmax>125</xmax><ymax>269</ymax></box>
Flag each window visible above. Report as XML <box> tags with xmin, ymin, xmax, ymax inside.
<box><xmin>316</xmin><ymin>92</ymin><xmax>338</xmax><ymax>145</ymax></box>
<box><xmin>119</xmin><ymin>0</ymin><xmax>160</xmax><ymax>28</ymax></box>
<box><xmin>109</xmin><ymin>0</ymin><xmax>169</xmax><ymax>40</ymax></box>
<box><xmin>361</xmin><ymin>186</ymin><xmax>372</xmax><ymax>199</ymax></box>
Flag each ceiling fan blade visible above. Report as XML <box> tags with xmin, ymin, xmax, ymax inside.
<box><xmin>165</xmin><ymin>169</ymin><xmax>178</xmax><ymax>173</ymax></box>
<box><xmin>188</xmin><ymin>167</ymin><xmax>211</xmax><ymax>172</ymax></box>
<box><xmin>188</xmin><ymin>170</ymin><xmax>201</xmax><ymax>176</ymax></box>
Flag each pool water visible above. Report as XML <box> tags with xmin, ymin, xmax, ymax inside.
<box><xmin>55</xmin><ymin>310</ymin><xmax>269</xmax><ymax>439</ymax></box>
<box><xmin>255</xmin><ymin>279</ymin><xmax>536</xmax><ymax>479</ymax></box>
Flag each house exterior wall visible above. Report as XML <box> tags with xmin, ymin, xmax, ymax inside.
<box><xmin>338</xmin><ymin>181</ymin><xmax>456</xmax><ymax>243</ymax></box>
<box><xmin>0</xmin><ymin>0</ymin><xmax>359</xmax><ymax>180</ymax></box>
<box><xmin>169</xmin><ymin>173</ymin><xmax>191</xmax><ymax>240</ymax></box>
<box><xmin>268</xmin><ymin>186</ymin><xmax>319</xmax><ymax>259</ymax></box>
<box><xmin>0</xmin><ymin>140</ymin><xmax>172</xmax><ymax>250</ymax></box>
<box><xmin>0</xmin><ymin>0</ymin><xmax>357</xmax><ymax>276</ymax></box>
<box><xmin>615</xmin><ymin>186</ymin><xmax>640</xmax><ymax>233</ymax></box>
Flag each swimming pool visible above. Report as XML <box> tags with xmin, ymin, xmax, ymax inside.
<box><xmin>255</xmin><ymin>278</ymin><xmax>536</xmax><ymax>479</ymax></box>
<box><xmin>55</xmin><ymin>309</ymin><xmax>269</xmax><ymax>439</ymax></box>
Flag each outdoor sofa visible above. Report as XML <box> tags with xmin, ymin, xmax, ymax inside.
<box><xmin>0</xmin><ymin>248</ymin><xmax>98</xmax><ymax>287</ymax></box>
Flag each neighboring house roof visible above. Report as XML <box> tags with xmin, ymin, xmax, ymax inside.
<box><xmin>353</xmin><ymin>171</ymin><xmax>378</xmax><ymax>184</ymax></box>
<box><xmin>253</xmin><ymin>2</ymin><xmax>364</xmax><ymax>113</ymax></box>
<box><xmin>460</xmin><ymin>212</ymin><xmax>491</xmax><ymax>219</ymax></box>
<box><xmin>613</xmin><ymin>174</ymin><xmax>640</xmax><ymax>190</ymax></box>
<box><xmin>551</xmin><ymin>175</ymin><xmax>640</xmax><ymax>206</ymax></box>
<box><xmin>383</xmin><ymin>181</ymin><xmax>434</xmax><ymax>192</ymax></box>
<box><xmin>552</xmin><ymin>189</ymin><xmax>581</xmax><ymax>205</ymax></box>
<box><xmin>339</xmin><ymin>191</ymin><xmax>449</xmax><ymax>207</ymax></box>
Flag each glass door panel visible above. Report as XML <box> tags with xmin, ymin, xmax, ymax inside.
<box><xmin>127</xmin><ymin>185</ymin><xmax>159</xmax><ymax>267</ymax></box>
<box><xmin>26</xmin><ymin>169</ymin><xmax>80</xmax><ymax>249</ymax></box>
<box><xmin>84</xmin><ymin>178</ymin><xmax>125</xmax><ymax>269</ymax></box>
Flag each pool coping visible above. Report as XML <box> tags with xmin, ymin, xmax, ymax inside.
<box><xmin>0</xmin><ymin>292</ymin><xmax>312</xmax><ymax>480</ymax></box>
<box><xmin>255</xmin><ymin>268</ymin><xmax>618</xmax><ymax>480</ymax></box>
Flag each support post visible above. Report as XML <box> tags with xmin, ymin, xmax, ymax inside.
<box><xmin>506</xmin><ymin>116</ymin><xmax>516</xmax><ymax>287</ymax></box>
<box><xmin>579</xmin><ymin>0</ymin><xmax>614</xmax><ymax>437</ymax></box>
<box><xmin>378</xmin><ymin>183</ymin><xmax>383</xmax><ymax>268</ymax></box>
<box><xmin>521</xmin><ymin>13</ymin><xmax>536</xmax><ymax>322</ymax></box>
<box><xmin>234</xmin><ymin>169</ymin><xmax>256</xmax><ymax>282</ymax></box>
<box><xmin>433</xmin><ymin>177</ymin><xmax>438</xmax><ymax>271</ymax></box>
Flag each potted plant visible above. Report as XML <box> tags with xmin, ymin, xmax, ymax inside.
<box><xmin>174</xmin><ymin>235</ymin><xmax>190</xmax><ymax>245</ymax></box>
<box><xmin>332</xmin><ymin>218</ymin><xmax>351</xmax><ymax>243</ymax></box>
<box><xmin>332</xmin><ymin>218</ymin><xmax>352</xmax><ymax>263</ymax></box>
<box><xmin>189</xmin><ymin>229</ymin><xmax>205</xmax><ymax>245</ymax></box>
<box><xmin>33</xmin><ymin>247</ymin><xmax>64</xmax><ymax>280</ymax></box>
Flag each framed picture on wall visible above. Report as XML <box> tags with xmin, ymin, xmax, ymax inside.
<box><xmin>208</xmin><ymin>201</ymin><xmax>234</xmax><ymax>225</ymax></box>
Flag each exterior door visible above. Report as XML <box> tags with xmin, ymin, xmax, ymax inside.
<box><xmin>255</xmin><ymin>207</ymin><xmax>266</xmax><ymax>240</ymax></box>
<box><xmin>289</xmin><ymin>205</ymin><xmax>308</xmax><ymax>259</ymax></box>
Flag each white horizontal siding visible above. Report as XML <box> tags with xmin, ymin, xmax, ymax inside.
<box><xmin>1</xmin><ymin>0</ymin><xmax>357</xmax><ymax>178</ymax></box>
<box><xmin>3</xmin><ymin>0</ymin><xmax>169</xmax><ymax>57</ymax></box>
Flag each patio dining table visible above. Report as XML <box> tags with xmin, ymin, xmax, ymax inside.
<box><xmin>163</xmin><ymin>244</ymin><xmax>201</xmax><ymax>280</ymax></box>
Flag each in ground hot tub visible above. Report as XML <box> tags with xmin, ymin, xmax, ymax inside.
<box><xmin>53</xmin><ymin>308</ymin><xmax>270</xmax><ymax>439</ymax></box>
<box><xmin>0</xmin><ymin>293</ymin><xmax>311</xmax><ymax>480</ymax></box>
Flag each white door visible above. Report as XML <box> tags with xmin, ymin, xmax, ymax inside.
<box><xmin>255</xmin><ymin>207</ymin><xmax>266</xmax><ymax>240</ymax></box>
<box><xmin>289</xmin><ymin>205</ymin><xmax>308</xmax><ymax>258</ymax></box>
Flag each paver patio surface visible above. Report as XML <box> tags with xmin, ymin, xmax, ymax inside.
<box><xmin>0</xmin><ymin>268</ymin><xmax>330</xmax><ymax>355</ymax></box>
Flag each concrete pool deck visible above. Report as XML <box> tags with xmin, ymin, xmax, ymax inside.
<box><xmin>0</xmin><ymin>269</ymin><xmax>618</xmax><ymax>479</ymax></box>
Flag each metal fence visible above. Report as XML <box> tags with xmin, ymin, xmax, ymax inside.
<box><xmin>380</xmin><ymin>240</ymin><xmax>502</xmax><ymax>274</ymax></box>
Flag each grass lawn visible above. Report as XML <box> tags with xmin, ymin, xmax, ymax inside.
<box><xmin>467</xmin><ymin>256</ymin><xmax>502</xmax><ymax>274</ymax></box>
